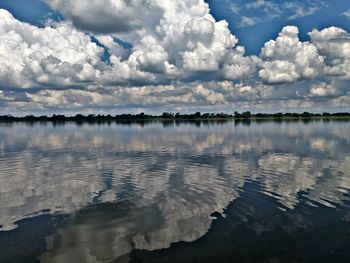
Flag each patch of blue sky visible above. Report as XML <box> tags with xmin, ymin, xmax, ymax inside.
<box><xmin>0</xmin><ymin>0</ymin><xmax>61</xmax><ymax>26</ymax></box>
<box><xmin>206</xmin><ymin>0</ymin><xmax>350</xmax><ymax>55</ymax></box>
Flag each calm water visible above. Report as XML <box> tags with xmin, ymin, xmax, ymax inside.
<box><xmin>0</xmin><ymin>120</ymin><xmax>350</xmax><ymax>262</ymax></box>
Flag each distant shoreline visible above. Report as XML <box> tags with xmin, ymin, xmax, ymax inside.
<box><xmin>1</xmin><ymin>112</ymin><xmax>350</xmax><ymax>123</ymax></box>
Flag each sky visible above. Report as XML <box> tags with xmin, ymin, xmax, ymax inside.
<box><xmin>0</xmin><ymin>0</ymin><xmax>349</xmax><ymax>115</ymax></box>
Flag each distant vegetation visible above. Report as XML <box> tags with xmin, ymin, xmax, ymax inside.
<box><xmin>0</xmin><ymin>111</ymin><xmax>350</xmax><ymax>123</ymax></box>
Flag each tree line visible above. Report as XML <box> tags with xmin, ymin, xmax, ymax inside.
<box><xmin>0</xmin><ymin>111</ymin><xmax>350</xmax><ymax>122</ymax></box>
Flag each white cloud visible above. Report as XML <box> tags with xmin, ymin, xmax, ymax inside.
<box><xmin>95</xmin><ymin>35</ymin><xmax>130</xmax><ymax>58</ymax></box>
<box><xmin>26</xmin><ymin>83</ymin><xmax>226</xmax><ymax>109</ymax></box>
<box><xmin>285</xmin><ymin>2</ymin><xmax>319</xmax><ymax>20</ymax></box>
<box><xmin>43</xmin><ymin>1</ymin><xmax>255</xmax><ymax>82</ymax></box>
<box><xmin>0</xmin><ymin>2</ymin><xmax>350</xmax><ymax>113</ymax></box>
<box><xmin>227</xmin><ymin>1</ymin><xmax>240</xmax><ymax>14</ymax></box>
<box><xmin>44</xmin><ymin>0</ymin><xmax>146</xmax><ymax>34</ymax></box>
<box><xmin>24</xmin><ymin>79</ymin><xmax>286</xmax><ymax>111</ymax></box>
<box><xmin>246</xmin><ymin>0</ymin><xmax>282</xmax><ymax>14</ymax></box>
<box><xmin>259</xmin><ymin>26</ymin><xmax>324</xmax><ymax>84</ymax></box>
<box><xmin>0</xmin><ymin>2</ymin><xmax>258</xmax><ymax>92</ymax></box>
<box><xmin>309</xmin><ymin>82</ymin><xmax>337</xmax><ymax>97</ymax></box>
<box><xmin>309</xmin><ymin>27</ymin><xmax>350</xmax><ymax>80</ymax></box>
<box><xmin>238</xmin><ymin>16</ymin><xmax>258</xmax><ymax>27</ymax></box>
<box><xmin>245</xmin><ymin>0</ymin><xmax>282</xmax><ymax>21</ymax></box>
<box><xmin>0</xmin><ymin>9</ymin><xmax>104</xmax><ymax>89</ymax></box>
<box><xmin>342</xmin><ymin>9</ymin><xmax>350</xmax><ymax>20</ymax></box>
<box><xmin>240</xmin><ymin>1</ymin><xmax>324</xmax><ymax>27</ymax></box>
<box><xmin>223</xmin><ymin>46</ymin><xmax>259</xmax><ymax>80</ymax></box>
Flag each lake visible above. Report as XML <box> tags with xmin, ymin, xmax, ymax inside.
<box><xmin>0</xmin><ymin>120</ymin><xmax>350</xmax><ymax>262</ymax></box>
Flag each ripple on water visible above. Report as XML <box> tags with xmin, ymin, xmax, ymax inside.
<box><xmin>0</xmin><ymin>121</ymin><xmax>350</xmax><ymax>262</ymax></box>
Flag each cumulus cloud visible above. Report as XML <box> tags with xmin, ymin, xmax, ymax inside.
<box><xmin>95</xmin><ymin>35</ymin><xmax>131</xmax><ymax>59</ymax></box>
<box><xmin>24</xmin><ymin>80</ymin><xmax>280</xmax><ymax>111</ymax></box>
<box><xmin>44</xmin><ymin>0</ymin><xmax>147</xmax><ymax>34</ymax></box>
<box><xmin>217</xmin><ymin>81</ymin><xmax>267</xmax><ymax>102</ymax></box>
<box><xmin>0</xmin><ymin>1</ymin><xmax>349</xmax><ymax>113</ymax></box>
<box><xmin>309</xmin><ymin>82</ymin><xmax>337</xmax><ymax>97</ymax></box>
<box><xmin>0</xmin><ymin>1</ymin><xmax>258</xmax><ymax>91</ymax></box>
<box><xmin>309</xmin><ymin>27</ymin><xmax>350</xmax><ymax>80</ymax></box>
<box><xmin>259</xmin><ymin>26</ymin><xmax>324</xmax><ymax>84</ymax></box>
<box><xmin>2</xmin><ymin>0</ymin><xmax>261</xmax><ymax>91</ymax></box>
<box><xmin>25</xmin><ymin>82</ymin><xmax>228</xmax><ymax>110</ymax></box>
<box><xmin>0</xmin><ymin>9</ymin><xmax>104</xmax><ymax>89</ymax></box>
<box><xmin>43</xmin><ymin>0</ymin><xmax>257</xmax><ymax>83</ymax></box>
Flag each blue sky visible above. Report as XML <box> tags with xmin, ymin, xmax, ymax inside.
<box><xmin>0</xmin><ymin>0</ymin><xmax>57</xmax><ymax>26</ymax></box>
<box><xmin>208</xmin><ymin>0</ymin><xmax>350</xmax><ymax>54</ymax></box>
<box><xmin>0</xmin><ymin>0</ymin><xmax>349</xmax><ymax>114</ymax></box>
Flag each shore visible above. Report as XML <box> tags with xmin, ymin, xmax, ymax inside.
<box><xmin>1</xmin><ymin>112</ymin><xmax>350</xmax><ymax>123</ymax></box>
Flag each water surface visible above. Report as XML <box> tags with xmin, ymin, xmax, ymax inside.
<box><xmin>0</xmin><ymin>120</ymin><xmax>350</xmax><ymax>262</ymax></box>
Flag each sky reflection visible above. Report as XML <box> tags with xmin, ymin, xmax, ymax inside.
<box><xmin>0</xmin><ymin>121</ymin><xmax>349</xmax><ymax>262</ymax></box>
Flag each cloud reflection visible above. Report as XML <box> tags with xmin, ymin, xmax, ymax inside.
<box><xmin>0</xmin><ymin>121</ymin><xmax>349</xmax><ymax>261</ymax></box>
